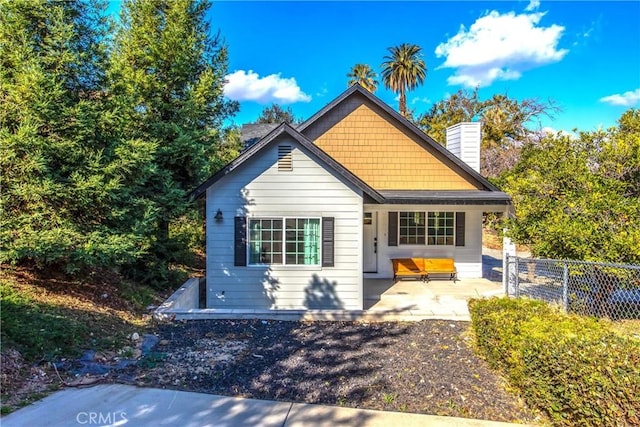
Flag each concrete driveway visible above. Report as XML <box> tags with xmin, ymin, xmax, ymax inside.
<box><xmin>1</xmin><ymin>384</ymin><xmax>531</xmax><ymax>427</ymax></box>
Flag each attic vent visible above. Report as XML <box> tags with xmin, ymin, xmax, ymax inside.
<box><xmin>278</xmin><ymin>145</ymin><xmax>292</xmax><ymax>171</ymax></box>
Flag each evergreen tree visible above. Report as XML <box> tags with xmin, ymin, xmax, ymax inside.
<box><xmin>108</xmin><ymin>0</ymin><xmax>239</xmax><ymax>283</ymax></box>
<box><xmin>0</xmin><ymin>0</ymin><xmax>154</xmax><ymax>272</ymax></box>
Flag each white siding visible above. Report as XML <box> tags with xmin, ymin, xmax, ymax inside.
<box><xmin>364</xmin><ymin>204</ymin><xmax>507</xmax><ymax>279</ymax></box>
<box><xmin>446</xmin><ymin>122</ymin><xmax>481</xmax><ymax>173</ymax></box>
<box><xmin>206</xmin><ymin>138</ymin><xmax>364</xmax><ymax>310</ymax></box>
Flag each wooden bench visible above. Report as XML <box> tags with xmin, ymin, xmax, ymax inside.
<box><xmin>391</xmin><ymin>258</ymin><xmax>457</xmax><ymax>283</ymax></box>
<box><xmin>391</xmin><ymin>258</ymin><xmax>426</xmax><ymax>282</ymax></box>
<box><xmin>423</xmin><ymin>258</ymin><xmax>457</xmax><ymax>283</ymax></box>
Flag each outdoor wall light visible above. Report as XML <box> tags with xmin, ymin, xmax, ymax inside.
<box><xmin>215</xmin><ymin>209</ymin><xmax>223</xmax><ymax>222</ymax></box>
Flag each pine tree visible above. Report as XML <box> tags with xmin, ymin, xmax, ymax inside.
<box><xmin>108</xmin><ymin>0</ymin><xmax>239</xmax><ymax>283</ymax></box>
<box><xmin>0</xmin><ymin>0</ymin><xmax>156</xmax><ymax>272</ymax></box>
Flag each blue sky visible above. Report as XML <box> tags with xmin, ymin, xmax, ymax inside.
<box><xmin>110</xmin><ymin>1</ymin><xmax>640</xmax><ymax>133</ymax></box>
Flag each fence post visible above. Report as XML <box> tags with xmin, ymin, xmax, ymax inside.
<box><xmin>562</xmin><ymin>261</ymin><xmax>569</xmax><ymax>312</ymax></box>
<box><xmin>514</xmin><ymin>257</ymin><xmax>520</xmax><ymax>298</ymax></box>
<box><xmin>505</xmin><ymin>256</ymin><xmax>510</xmax><ymax>296</ymax></box>
<box><xmin>502</xmin><ymin>233</ymin><xmax>516</xmax><ymax>294</ymax></box>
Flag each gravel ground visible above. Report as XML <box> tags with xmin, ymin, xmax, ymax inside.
<box><xmin>120</xmin><ymin>319</ymin><xmax>544</xmax><ymax>424</ymax></box>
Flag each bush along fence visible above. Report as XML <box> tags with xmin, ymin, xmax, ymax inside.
<box><xmin>505</xmin><ymin>256</ymin><xmax>640</xmax><ymax>320</ymax></box>
<box><xmin>468</xmin><ymin>298</ymin><xmax>640</xmax><ymax>426</ymax></box>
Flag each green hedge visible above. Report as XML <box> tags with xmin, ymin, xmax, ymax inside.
<box><xmin>468</xmin><ymin>297</ymin><xmax>640</xmax><ymax>426</ymax></box>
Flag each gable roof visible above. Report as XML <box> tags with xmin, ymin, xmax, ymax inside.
<box><xmin>190</xmin><ymin>123</ymin><xmax>384</xmax><ymax>202</ymax></box>
<box><xmin>192</xmin><ymin>84</ymin><xmax>512</xmax><ymax>205</ymax></box>
<box><xmin>297</xmin><ymin>84</ymin><xmax>502</xmax><ymax>192</ymax></box>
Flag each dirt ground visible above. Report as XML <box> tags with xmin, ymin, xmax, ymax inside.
<box><xmin>119</xmin><ymin>319</ymin><xmax>546</xmax><ymax>424</ymax></box>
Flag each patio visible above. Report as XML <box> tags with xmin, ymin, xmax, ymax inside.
<box><xmin>362</xmin><ymin>277</ymin><xmax>504</xmax><ymax>321</ymax></box>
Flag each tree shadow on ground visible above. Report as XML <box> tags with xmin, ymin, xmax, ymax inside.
<box><xmin>151</xmin><ymin>319</ymin><xmax>410</xmax><ymax>407</ymax></box>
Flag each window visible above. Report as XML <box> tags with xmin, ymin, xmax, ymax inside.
<box><xmin>249</xmin><ymin>219</ymin><xmax>282</xmax><ymax>264</ymax></box>
<box><xmin>248</xmin><ymin>218</ymin><xmax>320</xmax><ymax>265</ymax></box>
<box><xmin>389</xmin><ymin>211</ymin><xmax>464</xmax><ymax>247</ymax></box>
<box><xmin>399</xmin><ymin>212</ymin><xmax>425</xmax><ymax>244</ymax></box>
<box><xmin>285</xmin><ymin>218</ymin><xmax>320</xmax><ymax>265</ymax></box>
<box><xmin>427</xmin><ymin>212</ymin><xmax>454</xmax><ymax>245</ymax></box>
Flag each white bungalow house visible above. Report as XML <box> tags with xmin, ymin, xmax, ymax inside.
<box><xmin>191</xmin><ymin>84</ymin><xmax>512</xmax><ymax>310</ymax></box>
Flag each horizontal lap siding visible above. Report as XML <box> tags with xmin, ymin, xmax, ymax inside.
<box><xmin>206</xmin><ymin>139</ymin><xmax>363</xmax><ymax>310</ymax></box>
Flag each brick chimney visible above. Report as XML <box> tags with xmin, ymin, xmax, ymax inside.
<box><xmin>446</xmin><ymin>122</ymin><xmax>481</xmax><ymax>173</ymax></box>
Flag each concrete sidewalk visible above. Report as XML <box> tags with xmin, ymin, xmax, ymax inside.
<box><xmin>2</xmin><ymin>384</ymin><xmax>531</xmax><ymax>427</ymax></box>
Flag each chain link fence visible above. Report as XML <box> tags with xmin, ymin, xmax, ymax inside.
<box><xmin>505</xmin><ymin>256</ymin><xmax>640</xmax><ymax>320</ymax></box>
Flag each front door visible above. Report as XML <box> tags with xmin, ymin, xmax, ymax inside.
<box><xmin>363</xmin><ymin>211</ymin><xmax>378</xmax><ymax>273</ymax></box>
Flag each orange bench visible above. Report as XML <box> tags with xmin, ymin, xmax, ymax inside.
<box><xmin>392</xmin><ymin>258</ymin><xmax>426</xmax><ymax>282</ymax></box>
<box><xmin>391</xmin><ymin>258</ymin><xmax>457</xmax><ymax>283</ymax></box>
<box><xmin>423</xmin><ymin>258</ymin><xmax>458</xmax><ymax>283</ymax></box>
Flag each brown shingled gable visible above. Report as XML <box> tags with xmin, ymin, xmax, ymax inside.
<box><xmin>301</xmin><ymin>90</ymin><xmax>482</xmax><ymax>191</ymax></box>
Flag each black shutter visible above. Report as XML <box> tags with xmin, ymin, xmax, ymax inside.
<box><xmin>388</xmin><ymin>212</ymin><xmax>398</xmax><ymax>246</ymax></box>
<box><xmin>455</xmin><ymin>212</ymin><xmax>465</xmax><ymax>247</ymax></box>
<box><xmin>322</xmin><ymin>217</ymin><xmax>334</xmax><ymax>267</ymax></box>
<box><xmin>234</xmin><ymin>216</ymin><xmax>247</xmax><ymax>266</ymax></box>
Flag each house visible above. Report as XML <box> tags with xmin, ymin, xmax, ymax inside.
<box><xmin>191</xmin><ymin>84</ymin><xmax>512</xmax><ymax>311</ymax></box>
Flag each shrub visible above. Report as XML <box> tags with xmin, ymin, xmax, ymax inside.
<box><xmin>469</xmin><ymin>297</ymin><xmax>640</xmax><ymax>426</ymax></box>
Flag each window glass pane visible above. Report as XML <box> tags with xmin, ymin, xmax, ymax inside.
<box><xmin>248</xmin><ymin>219</ymin><xmax>283</xmax><ymax>265</ymax></box>
<box><xmin>399</xmin><ymin>212</ymin><xmax>425</xmax><ymax>245</ymax></box>
<box><xmin>427</xmin><ymin>212</ymin><xmax>455</xmax><ymax>246</ymax></box>
<box><xmin>284</xmin><ymin>218</ymin><xmax>320</xmax><ymax>265</ymax></box>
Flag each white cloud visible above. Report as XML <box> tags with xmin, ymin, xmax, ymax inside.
<box><xmin>224</xmin><ymin>70</ymin><xmax>311</xmax><ymax>104</ymax></box>
<box><xmin>435</xmin><ymin>10</ymin><xmax>568</xmax><ymax>87</ymax></box>
<box><xmin>525</xmin><ymin>0</ymin><xmax>540</xmax><ymax>12</ymax></box>
<box><xmin>599</xmin><ymin>88</ymin><xmax>640</xmax><ymax>107</ymax></box>
<box><xmin>410</xmin><ymin>96</ymin><xmax>431</xmax><ymax>105</ymax></box>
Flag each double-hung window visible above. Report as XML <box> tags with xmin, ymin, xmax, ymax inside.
<box><xmin>248</xmin><ymin>218</ymin><xmax>320</xmax><ymax>265</ymax></box>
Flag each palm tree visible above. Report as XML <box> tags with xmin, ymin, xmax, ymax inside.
<box><xmin>381</xmin><ymin>43</ymin><xmax>427</xmax><ymax>117</ymax></box>
<box><xmin>346</xmin><ymin>64</ymin><xmax>378</xmax><ymax>93</ymax></box>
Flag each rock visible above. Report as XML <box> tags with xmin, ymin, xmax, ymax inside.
<box><xmin>141</xmin><ymin>335</ymin><xmax>160</xmax><ymax>354</ymax></box>
<box><xmin>159</xmin><ymin>339</ymin><xmax>169</xmax><ymax>346</ymax></box>
<box><xmin>131</xmin><ymin>332</ymin><xmax>140</xmax><ymax>341</ymax></box>
<box><xmin>80</xmin><ymin>350</ymin><xmax>96</xmax><ymax>362</ymax></box>
<box><xmin>133</xmin><ymin>349</ymin><xmax>143</xmax><ymax>359</ymax></box>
